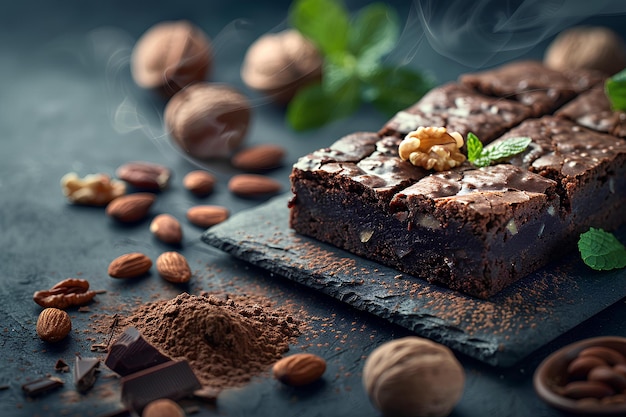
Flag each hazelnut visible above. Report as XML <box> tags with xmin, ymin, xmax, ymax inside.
<box><xmin>241</xmin><ymin>29</ymin><xmax>323</xmax><ymax>104</ymax></box>
<box><xmin>142</xmin><ymin>398</ymin><xmax>185</xmax><ymax>417</ymax></box>
<box><xmin>362</xmin><ymin>336</ymin><xmax>465</xmax><ymax>417</ymax></box>
<box><xmin>131</xmin><ymin>20</ymin><xmax>213</xmax><ymax>96</ymax></box>
<box><xmin>164</xmin><ymin>83</ymin><xmax>252</xmax><ymax>159</ymax></box>
<box><xmin>544</xmin><ymin>26</ymin><xmax>626</xmax><ymax>75</ymax></box>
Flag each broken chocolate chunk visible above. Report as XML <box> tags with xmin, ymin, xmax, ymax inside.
<box><xmin>105</xmin><ymin>327</ymin><xmax>170</xmax><ymax>376</ymax></box>
<box><xmin>74</xmin><ymin>356</ymin><xmax>100</xmax><ymax>392</ymax></box>
<box><xmin>55</xmin><ymin>359</ymin><xmax>70</xmax><ymax>373</ymax></box>
<box><xmin>22</xmin><ymin>376</ymin><xmax>64</xmax><ymax>396</ymax></box>
<box><xmin>121</xmin><ymin>360</ymin><xmax>201</xmax><ymax>413</ymax></box>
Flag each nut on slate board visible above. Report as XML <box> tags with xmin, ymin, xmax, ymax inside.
<box><xmin>165</xmin><ymin>83</ymin><xmax>252</xmax><ymax>160</ymax></box>
<box><xmin>150</xmin><ymin>214</ymin><xmax>183</xmax><ymax>245</ymax></box>
<box><xmin>362</xmin><ymin>336</ymin><xmax>465</xmax><ymax>417</ymax></box>
<box><xmin>142</xmin><ymin>398</ymin><xmax>185</xmax><ymax>417</ymax></box>
<box><xmin>183</xmin><ymin>170</ymin><xmax>216</xmax><ymax>197</ymax></box>
<box><xmin>156</xmin><ymin>251</ymin><xmax>192</xmax><ymax>283</ymax></box>
<box><xmin>231</xmin><ymin>144</ymin><xmax>286</xmax><ymax>172</ymax></box>
<box><xmin>272</xmin><ymin>353</ymin><xmax>326</xmax><ymax>386</ymax></box>
<box><xmin>241</xmin><ymin>29</ymin><xmax>323</xmax><ymax>104</ymax></box>
<box><xmin>108</xmin><ymin>252</ymin><xmax>153</xmax><ymax>279</ymax></box>
<box><xmin>544</xmin><ymin>26</ymin><xmax>626</xmax><ymax>75</ymax></box>
<box><xmin>37</xmin><ymin>308</ymin><xmax>72</xmax><ymax>343</ymax></box>
<box><xmin>131</xmin><ymin>20</ymin><xmax>213</xmax><ymax>96</ymax></box>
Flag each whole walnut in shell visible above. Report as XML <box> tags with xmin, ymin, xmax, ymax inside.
<box><xmin>362</xmin><ymin>336</ymin><xmax>465</xmax><ymax>417</ymax></box>
<box><xmin>164</xmin><ymin>83</ymin><xmax>251</xmax><ymax>160</ymax></box>
<box><xmin>131</xmin><ymin>20</ymin><xmax>213</xmax><ymax>96</ymax></box>
<box><xmin>241</xmin><ymin>29</ymin><xmax>323</xmax><ymax>104</ymax></box>
<box><xmin>544</xmin><ymin>26</ymin><xmax>626</xmax><ymax>75</ymax></box>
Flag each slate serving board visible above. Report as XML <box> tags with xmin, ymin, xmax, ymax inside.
<box><xmin>202</xmin><ymin>194</ymin><xmax>626</xmax><ymax>367</ymax></box>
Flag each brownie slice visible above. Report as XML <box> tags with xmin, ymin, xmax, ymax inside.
<box><xmin>290</xmin><ymin>133</ymin><xmax>561</xmax><ymax>298</ymax></box>
<box><xmin>493</xmin><ymin>116</ymin><xmax>626</xmax><ymax>235</ymax></box>
<box><xmin>556</xmin><ymin>87</ymin><xmax>626</xmax><ymax>138</ymax></box>
<box><xmin>460</xmin><ymin>61</ymin><xmax>600</xmax><ymax>117</ymax></box>
<box><xmin>378</xmin><ymin>82</ymin><xmax>532</xmax><ymax>144</ymax></box>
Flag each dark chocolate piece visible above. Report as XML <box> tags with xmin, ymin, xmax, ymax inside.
<box><xmin>54</xmin><ymin>359</ymin><xmax>69</xmax><ymax>373</ymax></box>
<box><xmin>105</xmin><ymin>327</ymin><xmax>170</xmax><ymax>376</ymax></box>
<box><xmin>74</xmin><ymin>356</ymin><xmax>100</xmax><ymax>392</ymax></box>
<box><xmin>121</xmin><ymin>360</ymin><xmax>201</xmax><ymax>413</ymax></box>
<box><xmin>21</xmin><ymin>376</ymin><xmax>64</xmax><ymax>396</ymax></box>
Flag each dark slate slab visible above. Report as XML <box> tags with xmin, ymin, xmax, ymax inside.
<box><xmin>202</xmin><ymin>194</ymin><xmax>626</xmax><ymax>367</ymax></box>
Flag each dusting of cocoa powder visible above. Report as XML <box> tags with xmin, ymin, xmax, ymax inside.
<box><xmin>118</xmin><ymin>292</ymin><xmax>304</xmax><ymax>389</ymax></box>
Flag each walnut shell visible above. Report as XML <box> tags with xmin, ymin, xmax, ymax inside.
<box><xmin>362</xmin><ymin>336</ymin><xmax>465</xmax><ymax>417</ymax></box>
<box><xmin>544</xmin><ymin>26</ymin><xmax>626</xmax><ymax>75</ymax></box>
<box><xmin>131</xmin><ymin>20</ymin><xmax>213</xmax><ymax>96</ymax></box>
<box><xmin>241</xmin><ymin>29</ymin><xmax>323</xmax><ymax>104</ymax></box>
<box><xmin>164</xmin><ymin>83</ymin><xmax>251</xmax><ymax>159</ymax></box>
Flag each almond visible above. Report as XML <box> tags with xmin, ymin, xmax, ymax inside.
<box><xmin>186</xmin><ymin>205</ymin><xmax>229</xmax><ymax>228</ymax></box>
<box><xmin>231</xmin><ymin>144</ymin><xmax>285</xmax><ymax>171</ymax></box>
<box><xmin>150</xmin><ymin>214</ymin><xmax>183</xmax><ymax>244</ymax></box>
<box><xmin>108</xmin><ymin>252</ymin><xmax>153</xmax><ymax>279</ymax></box>
<box><xmin>183</xmin><ymin>170</ymin><xmax>216</xmax><ymax>197</ymax></box>
<box><xmin>116</xmin><ymin>161</ymin><xmax>171</xmax><ymax>191</ymax></box>
<box><xmin>272</xmin><ymin>353</ymin><xmax>326</xmax><ymax>386</ymax></box>
<box><xmin>36</xmin><ymin>308</ymin><xmax>72</xmax><ymax>343</ymax></box>
<box><xmin>105</xmin><ymin>193</ymin><xmax>156</xmax><ymax>223</ymax></box>
<box><xmin>228</xmin><ymin>174</ymin><xmax>281</xmax><ymax>197</ymax></box>
<box><xmin>156</xmin><ymin>251</ymin><xmax>192</xmax><ymax>283</ymax></box>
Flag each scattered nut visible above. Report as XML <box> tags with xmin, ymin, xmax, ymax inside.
<box><xmin>156</xmin><ymin>251</ymin><xmax>192</xmax><ymax>283</ymax></box>
<box><xmin>272</xmin><ymin>353</ymin><xmax>326</xmax><ymax>386</ymax></box>
<box><xmin>164</xmin><ymin>83</ymin><xmax>252</xmax><ymax>160</ymax></box>
<box><xmin>544</xmin><ymin>26</ymin><xmax>626</xmax><ymax>75</ymax></box>
<box><xmin>142</xmin><ymin>398</ymin><xmax>186</xmax><ymax>417</ymax></box>
<box><xmin>36</xmin><ymin>308</ymin><xmax>72</xmax><ymax>343</ymax></box>
<box><xmin>108</xmin><ymin>252</ymin><xmax>153</xmax><ymax>279</ymax></box>
<box><xmin>241</xmin><ymin>29</ymin><xmax>323</xmax><ymax>103</ymax></box>
<box><xmin>105</xmin><ymin>193</ymin><xmax>156</xmax><ymax>223</ymax></box>
<box><xmin>398</xmin><ymin>126</ymin><xmax>466</xmax><ymax>172</ymax></box>
<box><xmin>231</xmin><ymin>144</ymin><xmax>286</xmax><ymax>171</ymax></box>
<box><xmin>227</xmin><ymin>174</ymin><xmax>281</xmax><ymax>197</ymax></box>
<box><xmin>60</xmin><ymin>172</ymin><xmax>126</xmax><ymax>206</ymax></box>
<box><xmin>186</xmin><ymin>205</ymin><xmax>229</xmax><ymax>228</ymax></box>
<box><xmin>131</xmin><ymin>20</ymin><xmax>213</xmax><ymax>96</ymax></box>
<box><xmin>33</xmin><ymin>278</ymin><xmax>98</xmax><ymax>309</ymax></box>
<box><xmin>183</xmin><ymin>170</ymin><xmax>216</xmax><ymax>197</ymax></box>
<box><xmin>362</xmin><ymin>336</ymin><xmax>465</xmax><ymax>417</ymax></box>
<box><xmin>150</xmin><ymin>214</ymin><xmax>183</xmax><ymax>244</ymax></box>
<box><xmin>116</xmin><ymin>161</ymin><xmax>171</xmax><ymax>191</ymax></box>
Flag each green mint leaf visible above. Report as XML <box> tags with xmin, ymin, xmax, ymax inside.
<box><xmin>605</xmin><ymin>68</ymin><xmax>626</xmax><ymax>112</ymax></box>
<box><xmin>481</xmin><ymin>136</ymin><xmax>532</xmax><ymax>163</ymax></box>
<box><xmin>349</xmin><ymin>3</ymin><xmax>399</xmax><ymax>74</ymax></box>
<box><xmin>287</xmin><ymin>79</ymin><xmax>360</xmax><ymax>131</ymax></box>
<box><xmin>289</xmin><ymin>0</ymin><xmax>350</xmax><ymax>56</ymax></box>
<box><xmin>466</xmin><ymin>132</ymin><xmax>483</xmax><ymax>162</ymax></box>
<box><xmin>362</xmin><ymin>66</ymin><xmax>433</xmax><ymax>116</ymax></box>
<box><xmin>578</xmin><ymin>227</ymin><xmax>626</xmax><ymax>271</ymax></box>
<box><xmin>322</xmin><ymin>53</ymin><xmax>357</xmax><ymax>94</ymax></box>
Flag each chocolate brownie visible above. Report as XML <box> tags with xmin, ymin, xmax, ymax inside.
<box><xmin>460</xmin><ymin>61</ymin><xmax>601</xmax><ymax>117</ymax></box>
<box><xmin>378</xmin><ymin>82</ymin><xmax>532</xmax><ymax>144</ymax></box>
<box><xmin>556</xmin><ymin>87</ymin><xmax>626</xmax><ymax>138</ymax></box>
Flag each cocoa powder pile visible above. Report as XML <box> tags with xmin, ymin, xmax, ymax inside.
<box><xmin>119</xmin><ymin>292</ymin><xmax>304</xmax><ymax>389</ymax></box>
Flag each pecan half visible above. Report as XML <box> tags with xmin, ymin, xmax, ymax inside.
<box><xmin>33</xmin><ymin>278</ymin><xmax>98</xmax><ymax>309</ymax></box>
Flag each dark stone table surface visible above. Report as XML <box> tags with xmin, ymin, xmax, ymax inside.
<box><xmin>1</xmin><ymin>1</ymin><xmax>625</xmax><ymax>416</ymax></box>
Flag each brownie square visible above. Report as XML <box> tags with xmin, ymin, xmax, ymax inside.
<box><xmin>556</xmin><ymin>87</ymin><xmax>626</xmax><ymax>138</ymax></box>
<box><xmin>378</xmin><ymin>82</ymin><xmax>532</xmax><ymax>144</ymax></box>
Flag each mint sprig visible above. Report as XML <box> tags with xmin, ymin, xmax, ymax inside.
<box><xmin>578</xmin><ymin>227</ymin><xmax>626</xmax><ymax>271</ymax></box>
<box><xmin>605</xmin><ymin>68</ymin><xmax>626</xmax><ymax>112</ymax></box>
<box><xmin>286</xmin><ymin>0</ymin><xmax>433</xmax><ymax>131</ymax></box>
<box><xmin>466</xmin><ymin>132</ymin><xmax>531</xmax><ymax>168</ymax></box>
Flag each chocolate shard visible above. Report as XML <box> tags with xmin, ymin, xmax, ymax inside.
<box><xmin>54</xmin><ymin>359</ymin><xmax>70</xmax><ymax>373</ymax></box>
<box><xmin>74</xmin><ymin>356</ymin><xmax>100</xmax><ymax>392</ymax></box>
<box><xmin>22</xmin><ymin>376</ymin><xmax>64</xmax><ymax>396</ymax></box>
<box><xmin>121</xmin><ymin>360</ymin><xmax>201</xmax><ymax>413</ymax></box>
<box><xmin>105</xmin><ymin>327</ymin><xmax>170</xmax><ymax>376</ymax></box>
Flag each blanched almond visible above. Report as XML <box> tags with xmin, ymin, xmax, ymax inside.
<box><xmin>108</xmin><ymin>252</ymin><xmax>153</xmax><ymax>279</ymax></box>
<box><xmin>150</xmin><ymin>214</ymin><xmax>183</xmax><ymax>244</ymax></box>
<box><xmin>228</xmin><ymin>174</ymin><xmax>281</xmax><ymax>197</ymax></box>
<box><xmin>105</xmin><ymin>193</ymin><xmax>156</xmax><ymax>223</ymax></box>
<box><xmin>186</xmin><ymin>205</ymin><xmax>229</xmax><ymax>228</ymax></box>
<box><xmin>156</xmin><ymin>251</ymin><xmax>191</xmax><ymax>283</ymax></box>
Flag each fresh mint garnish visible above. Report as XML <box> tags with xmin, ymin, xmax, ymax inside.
<box><xmin>287</xmin><ymin>0</ymin><xmax>433</xmax><ymax>130</ymax></box>
<box><xmin>605</xmin><ymin>68</ymin><xmax>626</xmax><ymax>112</ymax></box>
<box><xmin>466</xmin><ymin>132</ymin><xmax>531</xmax><ymax>167</ymax></box>
<box><xmin>578</xmin><ymin>227</ymin><xmax>626</xmax><ymax>271</ymax></box>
